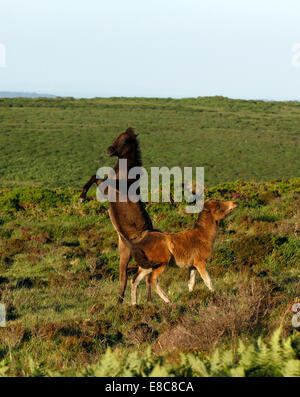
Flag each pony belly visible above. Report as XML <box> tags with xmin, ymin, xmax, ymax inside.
<box><xmin>145</xmin><ymin>248</ymin><xmax>171</xmax><ymax>266</ymax></box>
<box><xmin>173</xmin><ymin>257</ymin><xmax>193</xmax><ymax>268</ymax></box>
<box><xmin>167</xmin><ymin>239</ymin><xmax>193</xmax><ymax>268</ymax></box>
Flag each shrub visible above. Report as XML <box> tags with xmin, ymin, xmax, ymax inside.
<box><xmin>155</xmin><ymin>279</ymin><xmax>278</xmax><ymax>352</ymax></box>
<box><xmin>0</xmin><ymin>187</ymin><xmax>70</xmax><ymax>211</ymax></box>
<box><xmin>233</xmin><ymin>234</ymin><xmax>274</xmax><ymax>267</ymax></box>
<box><xmin>269</xmin><ymin>237</ymin><xmax>300</xmax><ymax>270</ymax></box>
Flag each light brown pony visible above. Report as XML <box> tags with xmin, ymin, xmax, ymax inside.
<box><xmin>129</xmin><ymin>200</ymin><xmax>238</xmax><ymax>305</ymax></box>
<box><xmin>79</xmin><ymin>127</ymin><xmax>154</xmax><ymax>303</ymax></box>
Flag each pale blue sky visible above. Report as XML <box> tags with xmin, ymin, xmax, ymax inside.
<box><xmin>0</xmin><ymin>0</ymin><xmax>299</xmax><ymax>99</ymax></box>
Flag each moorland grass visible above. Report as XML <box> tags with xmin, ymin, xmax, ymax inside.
<box><xmin>0</xmin><ymin>96</ymin><xmax>299</xmax><ymax>375</ymax></box>
<box><xmin>0</xmin><ymin>179</ymin><xmax>299</xmax><ymax>375</ymax></box>
<box><xmin>0</xmin><ymin>96</ymin><xmax>300</xmax><ymax>189</ymax></box>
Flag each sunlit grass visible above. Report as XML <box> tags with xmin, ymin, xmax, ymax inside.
<box><xmin>0</xmin><ymin>179</ymin><xmax>299</xmax><ymax>375</ymax></box>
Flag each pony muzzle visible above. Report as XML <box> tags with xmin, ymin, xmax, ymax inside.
<box><xmin>107</xmin><ymin>146</ymin><xmax>117</xmax><ymax>156</ymax></box>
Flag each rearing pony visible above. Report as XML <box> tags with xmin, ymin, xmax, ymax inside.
<box><xmin>79</xmin><ymin>127</ymin><xmax>154</xmax><ymax>303</ymax></box>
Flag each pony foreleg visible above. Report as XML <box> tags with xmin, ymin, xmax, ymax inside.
<box><xmin>194</xmin><ymin>260</ymin><xmax>214</xmax><ymax>291</ymax></box>
<box><xmin>79</xmin><ymin>174</ymin><xmax>97</xmax><ymax>202</ymax></box>
<box><xmin>188</xmin><ymin>267</ymin><xmax>197</xmax><ymax>292</ymax></box>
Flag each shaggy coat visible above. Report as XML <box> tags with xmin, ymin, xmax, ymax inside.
<box><xmin>130</xmin><ymin>200</ymin><xmax>238</xmax><ymax>304</ymax></box>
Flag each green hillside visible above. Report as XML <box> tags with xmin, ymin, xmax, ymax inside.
<box><xmin>0</xmin><ymin>96</ymin><xmax>299</xmax><ymax>189</ymax></box>
<box><xmin>0</xmin><ymin>97</ymin><xmax>299</xmax><ymax>376</ymax></box>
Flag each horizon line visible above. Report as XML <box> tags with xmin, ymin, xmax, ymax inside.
<box><xmin>0</xmin><ymin>91</ymin><xmax>299</xmax><ymax>102</ymax></box>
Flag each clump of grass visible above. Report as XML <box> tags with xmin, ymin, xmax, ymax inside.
<box><xmin>0</xmin><ymin>187</ymin><xmax>70</xmax><ymax>211</ymax></box>
<box><xmin>233</xmin><ymin>233</ymin><xmax>282</xmax><ymax>267</ymax></box>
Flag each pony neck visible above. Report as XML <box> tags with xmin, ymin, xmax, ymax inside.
<box><xmin>195</xmin><ymin>209</ymin><xmax>218</xmax><ymax>242</ymax></box>
<box><xmin>125</xmin><ymin>146</ymin><xmax>142</xmax><ymax>169</ymax></box>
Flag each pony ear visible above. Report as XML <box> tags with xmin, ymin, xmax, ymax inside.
<box><xmin>204</xmin><ymin>201</ymin><xmax>220</xmax><ymax>211</ymax></box>
<box><xmin>203</xmin><ymin>200</ymin><xmax>213</xmax><ymax>210</ymax></box>
<box><xmin>125</xmin><ymin>127</ymin><xmax>138</xmax><ymax>138</ymax></box>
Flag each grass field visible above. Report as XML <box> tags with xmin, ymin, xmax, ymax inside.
<box><xmin>0</xmin><ymin>97</ymin><xmax>299</xmax><ymax>376</ymax></box>
<box><xmin>0</xmin><ymin>179</ymin><xmax>299</xmax><ymax>376</ymax></box>
<box><xmin>0</xmin><ymin>96</ymin><xmax>300</xmax><ymax>188</ymax></box>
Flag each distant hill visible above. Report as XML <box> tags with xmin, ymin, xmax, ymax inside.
<box><xmin>0</xmin><ymin>91</ymin><xmax>56</xmax><ymax>98</ymax></box>
<box><xmin>0</xmin><ymin>96</ymin><xmax>299</xmax><ymax>188</ymax></box>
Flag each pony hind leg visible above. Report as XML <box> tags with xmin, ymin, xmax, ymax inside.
<box><xmin>118</xmin><ymin>237</ymin><xmax>131</xmax><ymax>304</ymax></box>
<box><xmin>131</xmin><ymin>267</ymin><xmax>152</xmax><ymax>305</ymax></box>
<box><xmin>149</xmin><ymin>264</ymin><xmax>170</xmax><ymax>304</ymax></box>
<box><xmin>146</xmin><ymin>275</ymin><xmax>152</xmax><ymax>302</ymax></box>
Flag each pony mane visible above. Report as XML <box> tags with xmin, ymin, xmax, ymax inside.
<box><xmin>124</xmin><ymin>127</ymin><xmax>142</xmax><ymax>167</ymax></box>
<box><xmin>194</xmin><ymin>207</ymin><xmax>211</xmax><ymax>228</ymax></box>
<box><xmin>134</xmin><ymin>137</ymin><xmax>142</xmax><ymax>167</ymax></box>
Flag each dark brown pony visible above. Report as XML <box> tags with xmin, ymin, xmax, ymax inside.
<box><xmin>79</xmin><ymin>127</ymin><xmax>154</xmax><ymax>303</ymax></box>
